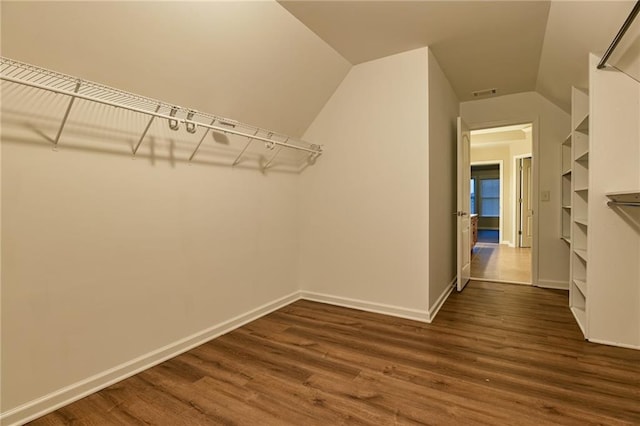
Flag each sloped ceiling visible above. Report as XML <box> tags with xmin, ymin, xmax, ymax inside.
<box><xmin>537</xmin><ymin>1</ymin><xmax>639</xmax><ymax>111</ymax></box>
<box><xmin>0</xmin><ymin>1</ymin><xmax>351</xmax><ymax>137</ymax></box>
<box><xmin>2</xmin><ymin>0</ymin><xmax>638</xmax><ymax>132</ymax></box>
<box><xmin>279</xmin><ymin>0</ymin><xmax>638</xmax><ymax>111</ymax></box>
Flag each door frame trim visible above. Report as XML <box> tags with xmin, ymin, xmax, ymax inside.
<box><xmin>513</xmin><ymin>153</ymin><xmax>533</xmax><ymax>248</ymax></box>
<box><xmin>462</xmin><ymin>117</ymin><xmax>539</xmax><ymax>287</ymax></box>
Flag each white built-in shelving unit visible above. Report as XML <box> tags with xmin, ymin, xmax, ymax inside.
<box><xmin>569</xmin><ymin>87</ymin><xmax>589</xmax><ymax>336</ymax></box>
<box><xmin>562</xmin><ymin>54</ymin><xmax>640</xmax><ymax>350</ymax></box>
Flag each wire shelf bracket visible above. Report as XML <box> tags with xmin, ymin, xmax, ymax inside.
<box><xmin>264</xmin><ymin>137</ymin><xmax>287</xmax><ymax>170</ymax></box>
<box><xmin>133</xmin><ymin>104</ymin><xmax>161</xmax><ymax>156</ymax></box>
<box><xmin>232</xmin><ymin>129</ymin><xmax>261</xmax><ymax>166</ymax></box>
<box><xmin>188</xmin><ymin>118</ymin><xmax>217</xmax><ymax>163</ymax></box>
<box><xmin>0</xmin><ymin>56</ymin><xmax>323</xmax><ymax>165</ymax></box>
<box><xmin>53</xmin><ymin>80</ymin><xmax>81</xmax><ymax>150</ymax></box>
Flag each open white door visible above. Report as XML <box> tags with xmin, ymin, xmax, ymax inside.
<box><xmin>457</xmin><ymin>117</ymin><xmax>471</xmax><ymax>291</ymax></box>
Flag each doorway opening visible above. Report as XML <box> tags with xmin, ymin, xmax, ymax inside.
<box><xmin>469</xmin><ymin>123</ymin><xmax>532</xmax><ymax>285</ymax></box>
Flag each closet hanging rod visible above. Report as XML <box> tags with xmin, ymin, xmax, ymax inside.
<box><xmin>605</xmin><ymin>191</ymin><xmax>640</xmax><ymax>207</ymax></box>
<box><xmin>0</xmin><ymin>57</ymin><xmax>323</xmax><ymax>157</ymax></box>
<box><xmin>597</xmin><ymin>0</ymin><xmax>640</xmax><ymax>69</ymax></box>
<box><xmin>607</xmin><ymin>201</ymin><xmax>640</xmax><ymax>207</ymax></box>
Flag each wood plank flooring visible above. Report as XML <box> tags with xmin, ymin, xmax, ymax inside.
<box><xmin>30</xmin><ymin>281</ymin><xmax>640</xmax><ymax>425</ymax></box>
<box><xmin>471</xmin><ymin>243</ymin><xmax>532</xmax><ymax>284</ymax></box>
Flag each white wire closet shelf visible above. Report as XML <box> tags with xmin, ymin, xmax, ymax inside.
<box><xmin>0</xmin><ymin>56</ymin><xmax>323</xmax><ymax>168</ymax></box>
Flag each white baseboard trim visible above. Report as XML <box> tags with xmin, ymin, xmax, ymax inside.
<box><xmin>501</xmin><ymin>240</ymin><xmax>515</xmax><ymax>247</ymax></box>
<box><xmin>588</xmin><ymin>338</ymin><xmax>640</xmax><ymax>351</ymax></box>
<box><xmin>300</xmin><ymin>291</ymin><xmax>430</xmax><ymax>323</ymax></box>
<box><xmin>0</xmin><ymin>291</ymin><xmax>301</xmax><ymax>426</ymax></box>
<box><xmin>536</xmin><ymin>279</ymin><xmax>569</xmax><ymax>290</ymax></box>
<box><xmin>428</xmin><ymin>278</ymin><xmax>456</xmax><ymax>322</ymax></box>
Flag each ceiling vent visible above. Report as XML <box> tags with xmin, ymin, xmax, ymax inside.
<box><xmin>472</xmin><ymin>88</ymin><xmax>497</xmax><ymax>97</ymax></box>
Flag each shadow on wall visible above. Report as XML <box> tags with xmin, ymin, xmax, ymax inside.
<box><xmin>1</xmin><ymin>92</ymin><xmax>318</xmax><ymax>175</ymax></box>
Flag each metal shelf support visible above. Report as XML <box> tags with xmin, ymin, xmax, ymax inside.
<box><xmin>53</xmin><ymin>80</ymin><xmax>81</xmax><ymax>149</ymax></box>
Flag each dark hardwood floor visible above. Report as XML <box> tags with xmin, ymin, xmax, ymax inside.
<box><xmin>31</xmin><ymin>281</ymin><xmax>640</xmax><ymax>425</ymax></box>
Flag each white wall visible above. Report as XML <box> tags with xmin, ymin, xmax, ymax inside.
<box><xmin>298</xmin><ymin>48</ymin><xmax>431</xmax><ymax>319</ymax></box>
<box><xmin>298</xmin><ymin>47</ymin><xmax>458</xmax><ymax>321</ymax></box>
<box><xmin>427</xmin><ymin>49</ymin><xmax>459</xmax><ymax>312</ymax></box>
<box><xmin>1</xmin><ymin>1</ymin><xmax>350</xmax><ymax>422</ymax></box>
<box><xmin>588</xmin><ymin>53</ymin><xmax>640</xmax><ymax>348</ymax></box>
<box><xmin>461</xmin><ymin>92</ymin><xmax>571</xmax><ymax>288</ymax></box>
<box><xmin>1</xmin><ymin>114</ymin><xmax>302</xmax><ymax>421</ymax></box>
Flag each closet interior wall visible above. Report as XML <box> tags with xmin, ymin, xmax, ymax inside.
<box><xmin>0</xmin><ymin>1</ymin><xmax>351</xmax><ymax>422</ymax></box>
<box><xmin>1</xmin><ymin>103</ymin><xmax>302</xmax><ymax>413</ymax></box>
<box><xmin>298</xmin><ymin>48</ymin><xmax>434</xmax><ymax>317</ymax></box>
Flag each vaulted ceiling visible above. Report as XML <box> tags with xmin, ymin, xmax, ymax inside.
<box><xmin>0</xmin><ymin>1</ymin><xmax>352</xmax><ymax>137</ymax></box>
<box><xmin>2</xmin><ymin>0</ymin><xmax>638</xmax><ymax>139</ymax></box>
<box><xmin>279</xmin><ymin>0</ymin><xmax>639</xmax><ymax>112</ymax></box>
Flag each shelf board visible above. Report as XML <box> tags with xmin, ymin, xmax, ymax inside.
<box><xmin>574</xmin><ymin>218</ymin><xmax>588</xmax><ymax>226</ymax></box>
<box><xmin>575</xmin><ymin>151</ymin><xmax>589</xmax><ymax>162</ymax></box>
<box><xmin>575</xmin><ymin>115</ymin><xmax>589</xmax><ymax>134</ymax></box>
<box><xmin>574</xmin><ymin>248</ymin><xmax>588</xmax><ymax>262</ymax></box>
<box><xmin>605</xmin><ymin>191</ymin><xmax>640</xmax><ymax>204</ymax></box>
<box><xmin>562</xmin><ymin>169</ymin><xmax>572</xmax><ymax>176</ymax></box>
<box><xmin>573</xmin><ymin>279</ymin><xmax>587</xmax><ymax>296</ymax></box>
<box><xmin>561</xmin><ymin>236</ymin><xmax>571</xmax><ymax>244</ymax></box>
<box><xmin>562</xmin><ymin>134</ymin><xmax>572</xmax><ymax>146</ymax></box>
<box><xmin>570</xmin><ymin>306</ymin><xmax>587</xmax><ymax>336</ymax></box>
<box><xmin>562</xmin><ymin>205</ymin><xmax>572</xmax><ymax>209</ymax></box>
<box><xmin>575</xmin><ymin>187</ymin><xmax>589</xmax><ymax>192</ymax></box>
